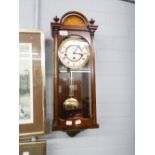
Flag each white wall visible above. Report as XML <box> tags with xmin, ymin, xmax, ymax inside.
<box><xmin>19</xmin><ymin>0</ymin><xmax>135</xmax><ymax>155</ymax></box>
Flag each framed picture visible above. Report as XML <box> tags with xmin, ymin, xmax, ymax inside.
<box><xmin>19</xmin><ymin>141</ymin><xmax>46</xmax><ymax>155</ymax></box>
<box><xmin>19</xmin><ymin>30</ymin><xmax>46</xmax><ymax>136</ymax></box>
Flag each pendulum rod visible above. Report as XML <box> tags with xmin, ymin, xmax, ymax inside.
<box><xmin>69</xmin><ymin>71</ymin><xmax>73</xmax><ymax>97</ymax></box>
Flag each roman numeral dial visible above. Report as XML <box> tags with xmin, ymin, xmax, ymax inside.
<box><xmin>58</xmin><ymin>37</ymin><xmax>90</xmax><ymax>69</ymax></box>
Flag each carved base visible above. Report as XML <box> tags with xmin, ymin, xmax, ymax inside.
<box><xmin>66</xmin><ymin>130</ymin><xmax>81</xmax><ymax>137</ymax></box>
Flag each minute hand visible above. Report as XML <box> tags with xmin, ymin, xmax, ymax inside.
<box><xmin>73</xmin><ymin>47</ymin><xmax>82</xmax><ymax>55</ymax></box>
<box><xmin>73</xmin><ymin>51</ymin><xmax>83</xmax><ymax>56</ymax></box>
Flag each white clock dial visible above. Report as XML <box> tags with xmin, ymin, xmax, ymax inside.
<box><xmin>58</xmin><ymin>37</ymin><xmax>90</xmax><ymax>69</ymax></box>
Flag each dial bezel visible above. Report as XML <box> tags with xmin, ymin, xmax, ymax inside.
<box><xmin>58</xmin><ymin>36</ymin><xmax>90</xmax><ymax>69</ymax></box>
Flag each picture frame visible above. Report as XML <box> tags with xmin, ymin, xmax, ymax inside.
<box><xmin>19</xmin><ymin>141</ymin><xmax>46</xmax><ymax>155</ymax></box>
<box><xmin>19</xmin><ymin>30</ymin><xmax>46</xmax><ymax>137</ymax></box>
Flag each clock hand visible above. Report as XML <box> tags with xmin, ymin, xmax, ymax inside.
<box><xmin>73</xmin><ymin>48</ymin><xmax>83</xmax><ymax>56</ymax></box>
<box><xmin>73</xmin><ymin>51</ymin><xmax>83</xmax><ymax>56</ymax></box>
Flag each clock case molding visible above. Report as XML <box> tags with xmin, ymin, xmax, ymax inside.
<box><xmin>51</xmin><ymin>11</ymin><xmax>99</xmax><ymax>136</ymax></box>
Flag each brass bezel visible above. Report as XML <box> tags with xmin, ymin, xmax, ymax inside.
<box><xmin>58</xmin><ymin>36</ymin><xmax>90</xmax><ymax>70</ymax></box>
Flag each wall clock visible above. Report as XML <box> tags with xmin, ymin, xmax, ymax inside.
<box><xmin>51</xmin><ymin>11</ymin><xmax>99</xmax><ymax>136</ymax></box>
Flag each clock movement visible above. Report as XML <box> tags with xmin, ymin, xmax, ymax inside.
<box><xmin>51</xmin><ymin>11</ymin><xmax>99</xmax><ymax>136</ymax></box>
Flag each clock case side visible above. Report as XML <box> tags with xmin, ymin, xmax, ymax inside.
<box><xmin>51</xmin><ymin>11</ymin><xmax>99</xmax><ymax>135</ymax></box>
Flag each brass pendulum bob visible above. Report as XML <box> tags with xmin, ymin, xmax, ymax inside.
<box><xmin>63</xmin><ymin>70</ymin><xmax>79</xmax><ymax>111</ymax></box>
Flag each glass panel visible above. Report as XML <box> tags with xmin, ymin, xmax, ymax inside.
<box><xmin>19</xmin><ymin>43</ymin><xmax>33</xmax><ymax>125</ymax></box>
<box><xmin>58</xmin><ymin>35</ymin><xmax>92</xmax><ymax>119</ymax></box>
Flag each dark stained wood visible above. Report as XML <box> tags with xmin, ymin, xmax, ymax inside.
<box><xmin>51</xmin><ymin>11</ymin><xmax>99</xmax><ymax>136</ymax></box>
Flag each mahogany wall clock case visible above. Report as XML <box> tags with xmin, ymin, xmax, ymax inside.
<box><xmin>51</xmin><ymin>11</ymin><xmax>99</xmax><ymax>136</ymax></box>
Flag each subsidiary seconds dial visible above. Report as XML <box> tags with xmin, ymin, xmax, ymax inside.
<box><xmin>58</xmin><ymin>37</ymin><xmax>90</xmax><ymax>69</ymax></box>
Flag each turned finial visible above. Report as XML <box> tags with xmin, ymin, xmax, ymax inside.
<box><xmin>53</xmin><ymin>16</ymin><xmax>59</xmax><ymax>23</ymax></box>
<box><xmin>89</xmin><ymin>18</ymin><xmax>95</xmax><ymax>25</ymax></box>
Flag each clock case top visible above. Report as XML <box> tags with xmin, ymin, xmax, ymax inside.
<box><xmin>51</xmin><ymin>11</ymin><xmax>99</xmax><ymax>136</ymax></box>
